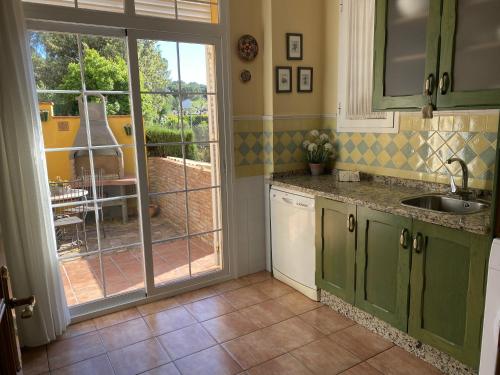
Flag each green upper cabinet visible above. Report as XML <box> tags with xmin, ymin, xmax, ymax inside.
<box><xmin>408</xmin><ymin>221</ymin><xmax>490</xmax><ymax>369</ymax></box>
<box><xmin>315</xmin><ymin>197</ymin><xmax>356</xmax><ymax>304</ymax></box>
<box><xmin>373</xmin><ymin>0</ymin><xmax>442</xmax><ymax>111</ymax></box>
<box><xmin>374</xmin><ymin>0</ymin><xmax>500</xmax><ymax>111</ymax></box>
<box><xmin>355</xmin><ymin>207</ymin><xmax>412</xmax><ymax>331</ymax></box>
<box><xmin>437</xmin><ymin>0</ymin><xmax>500</xmax><ymax>109</ymax></box>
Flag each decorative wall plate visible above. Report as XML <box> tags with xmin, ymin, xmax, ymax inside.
<box><xmin>240</xmin><ymin>69</ymin><xmax>252</xmax><ymax>83</ymax></box>
<box><xmin>237</xmin><ymin>34</ymin><xmax>259</xmax><ymax>61</ymax></box>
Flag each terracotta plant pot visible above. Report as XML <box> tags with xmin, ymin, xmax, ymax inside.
<box><xmin>149</xmin><ymin>204</ymin><xmax>160</xmax><ymax>218</ymax></box>
<box><xmin>309</xmin><ymin>163</ymin><xmax>325</xmax><ymax>176</ymax></box>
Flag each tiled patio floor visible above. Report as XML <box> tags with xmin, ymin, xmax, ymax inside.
<box><xmin>58</xmin><ymin>217</ymin><xmax>220</xmax><ymax>306</ymax></box>
<box><xmin>22</xmin><ymin>272</ymin><xmax>444</xmax><ymax>375</ymax></box>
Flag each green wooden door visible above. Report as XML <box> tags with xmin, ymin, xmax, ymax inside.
<box><xmin>408</xmin><ymin>221</ymin><xmax>490</xmax><ymax>369</ymax></box>
<box><xmin>437</xmin><ymin>0</ymin><xmax>500</xmax><ymax>109</ymax></box>
<box><xmin>355</xmin><ymin>207</ymin><xmax>411</xmax><ymax>331</ymax></box>
<box><xmin>315</xmin><ymin>197</ymin><xmax>356</xmax><ymax>304</ymax></box>
<box><xmin>372</xmin><ymin>0</ymin><xmax>442</xmax><ymax>111</ymax></box>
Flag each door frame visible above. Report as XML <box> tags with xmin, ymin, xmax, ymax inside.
<box><xmin>24</xmin><ymin>0</ymin><xmax>237</xmax><ymax>320</ymax></box>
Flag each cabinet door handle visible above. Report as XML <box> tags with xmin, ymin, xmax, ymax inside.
<box><xmin>400</xmin><ymin>228</ymin><xmax>409</xmax><ymax>249</ymax></box>
<box><xmin>439</xmin><ymin>72</ymin><xmax>450</xmax><ymax>95</ymax></box>
<box><xmin>347</xmin><ymin>214</ymin><xmax>355</xmax><ymax>232</ymax></box>
<box><xmin>413</xmin><ymin>233</ymin><xmax>424</xmax><ymax>254</ymax></box>
<box><xmin>424</xmin><ymin>74</ymin><xmax>435</xmax><ymax>96</ymax></box>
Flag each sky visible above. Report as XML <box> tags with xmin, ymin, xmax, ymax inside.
<box><xmin>159</xmin><ymin>41</ymin><xmax>207</xmax><ymax>85</ymax></box>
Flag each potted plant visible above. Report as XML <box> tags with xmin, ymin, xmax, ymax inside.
<box><xmin>302</xmin><ymin>130</ymin><xmax>335</xmax><ymax>176</ymax></box>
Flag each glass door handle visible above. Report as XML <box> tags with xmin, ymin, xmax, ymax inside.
<box><xmin>9</xmin><ymin>296</ymin><xmax>36</xmax><ymax>319</ymax></box>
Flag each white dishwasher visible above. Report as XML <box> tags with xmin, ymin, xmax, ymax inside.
<box><xmin>270</xmin><ymin>186</ymin><xmax>319</xmax><ymax>301</ymax></box>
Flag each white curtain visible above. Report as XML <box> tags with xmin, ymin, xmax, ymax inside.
<box><xmin>346</xmin><ymin>0</ymin><xmax>386</xmax><ymax>120</ymax></box>
<box><xmin>0</xmin><ymin>0</ymin><xmax>70</xmax><ymax>346</ymax></box>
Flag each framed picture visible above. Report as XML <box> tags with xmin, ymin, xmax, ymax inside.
<box><xmin>297</xmin><ymin>67</ymin><xmax>313</xmax><ymax>92</ymax></box>
<box><xmin>276</xmin><ymin>66</ymin><xmax>292</xmax><ymax>93</ymax></box>
<box><xmin>286</xmin><ymin>33</ymin><xmax>303</xmax><ymax>60</ymax></box>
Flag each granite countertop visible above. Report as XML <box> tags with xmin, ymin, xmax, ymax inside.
<box><xmin>269</xmin><ymin>174</ymin><xmax>491</xmax><ymax>236</ymax></box>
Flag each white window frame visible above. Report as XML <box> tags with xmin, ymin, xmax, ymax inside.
<box><xmin>24</xmin><ymin>0</ymin><xmax>237</xmax><ymax>319</ymax></box>
<box><xmin>337</xmin><ymin>0</ymin><xmax>399</xmax><ymax>133</ymax></box>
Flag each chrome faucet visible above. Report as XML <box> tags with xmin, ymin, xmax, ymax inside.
<box><xmin>446</xmin><ymin>157</ymin><xmax>470</xmax><ymax>198</ymax></box>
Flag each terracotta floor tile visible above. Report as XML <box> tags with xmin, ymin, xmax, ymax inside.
<box><xmin>108</xmin><ymin>338</ymin><xmax>171</xmax><ymax>375</ymax></box>
<box><xmin>93</xmin><ymin>307</ymin><xmax>141</xmax><ymax>329</ymax></box>
<box><xmin>222</xmin><ymin>286</ymin><xmax>270</xmax><ymax>310</ymax></box>
<box><xmin>59</xmin><ymin>320</ymin><xmax>97</xmax><ymax>340</ymax></box>
<box><xmin>299</xmin><ymin>306</ymin><xmax>355</xmax><ymax>334</ymax></box>
<box><xmin>239</xmin><ymin>271</ymin><xmax>272</xmax><ymax>285</ymax></box>
<box><xmin>290</xmin><ymin>337</ymin><xmax>361</xmax><ymax>375</ymax></box>
<box><xmin>174</xmin><ymin>286</ymin><xmax>218</xmax><ymax>305</ymax></box>
<box><xmin>239</xmin><ymin>299</ymin><xmax>295</xmax><ymax>328</ymax></box>
<box><xmin>138</xmin><ymin>298</ymin><xmax>180</xmax><ymax>316</ymax></box>
<box><xmin>367</xmin><ymin>347</ymin><xmax>443</xmax><ymax>375</ymax></box>
<box><xmin>329</xmin><ymin>325</ymin><xmax>393</xmax><ymax>360</ymax></box>
<box><xmin>251</xmin><ymin>279</ymin><xmax>294</xmax><ymax>299</ymax></box>
<box><xmin>47</xmin><ymin>331</ymin><xmax>106</xmax><ymax>370</ymax></box>
<box><xmin>264</xmin><ymin>317</ymin><xmax>323</xmax><ymax>352</ymax></box>
<box><xmin>144</xmin><ymin>306</ymin><xmax>197</xmax><ymax>335</ymax></box>
<box><xmin>213</xmin><ymin>279</ymin><xmax>250</xmax><ymax>293</ymax></box>
<box><xmin>248</xmin><ymin>353</ymin><xmax>313</xmax><ymax>375</ymax></box>
<box><xmin>22</xmin><ymin>346</ymin><xmax>49</xmax><ymax>375</ymax></box>
<box><xmin>158</xmin><ymin>323</ymin><xmax>216</xmax><ymax>360</ymax></box>
<box><xmin>339</xmin><ymin>362</ymin><xmax>383</xmax><ymax>375</ymax></box>
<box><xmin>142</xmin><ymin>363</ymin><xmax>182</xmax><ymax>375</ymax></box>
<box><xmin>275</xmin><ymin>292</ymin><xmax>322</xmax><ymax>315</ymax></box>
<box><xmin>50</xmin><ymin>354</ymin><xmax>114</xmax><ymax>375</ymax></box>
<box><xmin>222</xmin><ymin>329</ymin><xmax>287</xmax><ymax>370</ymax></box>
<box><xmin>185</xmin><ymin>295</ymin><xmax>235</xmax><ymax>321</ymax></box>
<box><xmin>98</xmin><ymin>317</ymin><xmax>153</xmax><ymax>351</ymax></box>
<box><xmin>174</xmin><ymin>345</ymin><xmax>241</xmax><ymax>375</ymax></box>
<box><xmin>202</xmin><ymin>311</ymin><xmax>259</xmax><ymax>343</ymax></box>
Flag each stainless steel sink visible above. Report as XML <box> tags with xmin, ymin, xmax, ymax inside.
<box><xmin>400</xmin><ymin>194</ymin><xmax>489</xmax><ymax>215</ymax></box>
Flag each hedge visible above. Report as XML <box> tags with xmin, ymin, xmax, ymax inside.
<box><xmin>145</xmin><ymin>126</ymin><xmax>196</xmax><ymax>160</ymax></box>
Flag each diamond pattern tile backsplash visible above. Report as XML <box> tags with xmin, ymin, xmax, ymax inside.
<box><xmin>234</xmin><ymin>113</ymin><xmax>498</xmax><ymax>189</ymax></box>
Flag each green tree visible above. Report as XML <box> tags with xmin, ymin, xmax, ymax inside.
<box><xmin>60</xmin><ymin>48</ymin><xmax>130</xmax><ymax>115</ymax></box>
<box><xmin>137</xmin><ymin>40</ymin><xmax>175</xmax><ymax>127</ymax></box>
<box><xmin>30</xmin><ymin>32</ymin><xmax>174</xmax><ymax>121</ymax></box>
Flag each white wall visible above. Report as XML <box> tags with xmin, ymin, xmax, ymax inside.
<box><xmin>234</xmin><ymin>176</ymin><xmax>268</xmax><ymax>276</ymax></box>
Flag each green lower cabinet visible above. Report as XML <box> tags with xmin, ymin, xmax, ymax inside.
<box><xmin>315</xmin><ymin>197</ymin><xmax>356</xmax><ymax>304</ymax></box>
<box><xmin>408</xmin><ymin>221</ymin><xmax>490</xmax><ymax>369</ymax></box>
<box><xmin>355</xmin><ymin>207</ymin><xmax>412</xmax><ymax>331</ymax></box>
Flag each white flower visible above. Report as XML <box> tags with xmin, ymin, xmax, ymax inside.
<box><xmin>324</xmin><ymin>143</ymin><xmax>333</xmax><ymax>151</ymax></box>
<box><xmin>307</xmin><ymin>143</ymin><xmax>318</xmax><ymax>152</ymax></box>
<box><xmin>302</xmin><ymin>140</ymin><xmax>311</xmax><ymax>149</ymax></box>
<box><xmin>309</xmin><ymin>130</ymin><xmax>319</xmax><ymax>138</ymax></box>
<box><xmin>319</xmin><ymin>133</ymin><xmax>329</xmax><ymax>143</ymax></box>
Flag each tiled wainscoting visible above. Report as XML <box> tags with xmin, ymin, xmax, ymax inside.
<box><xmin>22</xmin><ymin>272</ymin><xmax>444</xmax><ymax>375</ymax></box>
<box><xmin>234</xmin><ymin>113</ymin><xmax>499</xmax><ymax>190</ymax></box>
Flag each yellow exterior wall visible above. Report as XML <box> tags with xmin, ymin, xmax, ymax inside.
<box><xmin>40</xmin><ymin>102</ymin><xmax>136</xmax><ymax>181</ymax></box>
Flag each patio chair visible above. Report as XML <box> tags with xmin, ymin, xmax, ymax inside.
<box><xmin>50</xmin><ymin>180</ymin><xmax>87</xmax><ymax>252</ymax></box>
<box><xmin>81</xmin><ymin>168</ymin><xmax>106</xmax><ymax>238</ymax></box>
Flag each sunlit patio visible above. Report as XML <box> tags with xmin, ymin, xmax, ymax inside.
<box><xmin>58</xmin><ymin>217</ymin><xmax>220</xmax><ymax>306</ymax></box>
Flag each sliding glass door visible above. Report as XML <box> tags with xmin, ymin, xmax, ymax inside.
<box><xmin>128</xmin><ymin>31</ymin><xmax>228</xmax><ymax>297</ymax></box>
<box><xmin>29</xmin><ymin>26</ymin><xmax>230</xmax><ymax>315</ymax></box>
